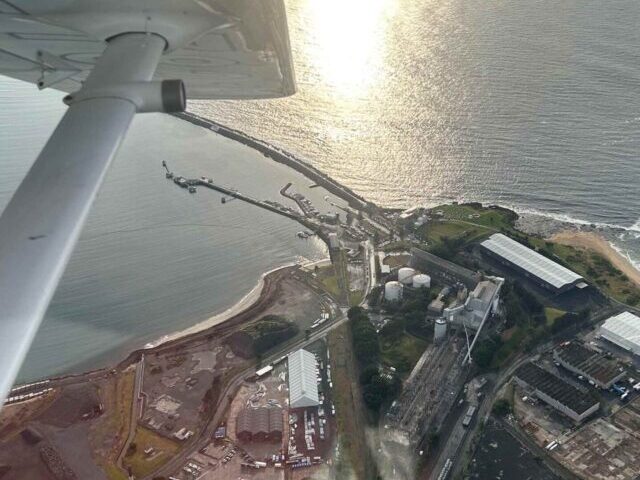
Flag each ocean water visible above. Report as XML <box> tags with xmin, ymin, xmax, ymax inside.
<box><xmin>0</xmin><ymin>79</ymin><xmax>329</xmax><ymax>382</ymax></box>
<box><xmin>192</xmin><ymin>0</ymin><xmax>640</xmax><ymax>267</ymax></box>
<box><xmin>3</xmin><ymin>0</ymin><xmax>640</xmax><ymax>380</ymax></box>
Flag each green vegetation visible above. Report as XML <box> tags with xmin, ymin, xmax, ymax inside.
<box><xmin>379</xmin><ymin>329</ymin><xmax>428</xmax><ymax>375</ymax></box>
<box><xmin>474</xmin><ymin>280</ymin><xmax>547</xmax><ymax>369</ymax></box>
<box><xmin>544</xmin><ymin>307</ymin><xmax>566</xmax><ymax>327</ymax></box>
<box><xmin>230</xmin><ymin>315</ymin><xmax>299</xmax><ymax>357</ymax></box>
<box><xmin>492</xmin><ymin>398</ymin><xmax>512</xmax><ymax>417</ymax></box>
<box><xmin>348</xmin><ymin>307</ymin><xmax>401</xmax><ymax>413</ymax></box>
<box><xmin>416</xmin><ymin>203</ymin><xmax>518</xmax><ymax>259</ymax></box>
<box><xmin>528</xmin><ymin>240</ymin><xmax>640</xmax><ymax>305</ymax></box>
<box><xmin>123</xmin><ymin>427</ymin><xmax>179</xmax><ymax>478</ymax></box>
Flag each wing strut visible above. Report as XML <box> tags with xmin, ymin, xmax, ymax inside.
<box><xmin>0</xmin><ymin>33</ymin><xmax>185</xmax><ymax>405</ymax></box>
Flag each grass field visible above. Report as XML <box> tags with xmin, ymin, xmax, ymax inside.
<box><xmin>545</xmin><ymin>307</ymin><xmax>566</xmax><ymax>327</ymax></box>
<box><xmin>418</xmin><ymin>203</ymin><xmax>515</xmax><ymax>251</ymax></box>
<box><xmin>380</xmin><ymin>333</ymin><xmax>429</xmax><ymax>376</ymax></box>
<box><xmin>124</xmin><ymin>426</ymin><xmax>180</xmax><ymax>478</ymax></box>
<box><xmin>89</xmin><ymin>369</ymin><xmax>136</xmax><ymax>480</ymax></box>
<box><xmin>529</xmin><ymin>237</ymin><xmax>640</xmax><ymax>305</ymax></box>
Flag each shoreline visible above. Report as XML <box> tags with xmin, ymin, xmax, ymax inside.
<box><xmin>143</xmin><ymin>262</ymin><xmax>295</xmax><ymax>348</ymax></box>
<box><xmin>549</xmin><ymin>230</ymin><xmax>640</xmax><ymax>288</ymax></box>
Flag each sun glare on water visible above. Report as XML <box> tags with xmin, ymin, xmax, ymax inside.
<box><xmin>301</xmin><ymin>0</ymin><xmax>396</xmax><ymax>99</ymax></box>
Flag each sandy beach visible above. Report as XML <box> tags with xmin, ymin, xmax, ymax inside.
<box><xmin>550</xmin><ymin>230</ymin><xmax>640</xmax><ymax>288</ymax></box>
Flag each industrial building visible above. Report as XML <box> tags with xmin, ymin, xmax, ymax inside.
<box><xmin>481</xmin><ymin>233</ymin><xmax>584</xmax><ymax>293</ymax></box>
<box><xmin>287</xmin><ymin>349</ymin><xmax>320</xmax><ymax>409</ymax></box>
<box><xmin>553</xmin><ymin>342</ymin><xmax>624</xmax><ymax>389</ymax></box>
<box><xmin>236</xmin><ymin>406</ymin><xmax>284</xmax><ymax>442</ymax></box>
<box><xmin>445</xmin><ymin>278</ymin><xmax>503</xmax><ymax>330</ymax></box>
<box><xmin>599</xmin><ymin>311</ymin><xmax>640</xmax><ymax>356</ymax></box>
<box><xmin>409</xmin><ymin>247</ymin><xmax>480</xmax><ymax>289</ymax></box>
<box><xmin>514</xmin><ymin>363</ymin><xmax>599</xmax><ymax>423</ymax></box>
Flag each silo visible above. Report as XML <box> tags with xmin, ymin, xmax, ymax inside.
<box><xmin>398</xmin><ymin>267</ymin><xmax>416</xmax><ymax>285</ymax></box>
<box><xmin>412</xmin><ymin>274</ymin><xmax>431</xmax><ymax>289</ymax></box>
<box><xmin>384</xmin><ymin>281</ymin><xmax>403</xmax><ymax>301</ymax></box>
<box><xmin>434</xmin><ymin>318</ymin><xmax>447</xmax><ymax>343</ymax></box>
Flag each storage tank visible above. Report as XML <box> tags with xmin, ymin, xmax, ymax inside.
<box><xmin>384</xmin><ymin>281</ymin><xmax>403</xmax><ymax>301</ymax></box>
<box><xmin>434</xmin><ymin>318</ymin><xmax>447</xmax><ymax>343</ymax></box>
<box><xmin>412</xmin><ymin>274</ymin><xmax>431</xmax><ymax>289</ymax></box>
<box><xmin>398</xmin><ymin>267</ymin><xmax>416</xmax><ymax>285</ymax></box>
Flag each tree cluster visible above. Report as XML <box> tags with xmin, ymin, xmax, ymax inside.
<box><xmin>348</xmin><ymin>307</ymin><xmax>400</xmax><ymax>412</ymax></box>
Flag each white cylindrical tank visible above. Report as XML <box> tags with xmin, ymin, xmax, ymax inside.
<box><xmin>384</xmin><ymin>281</ymin><xmax>403</xmax><ymax>301</ymax></box>
<box><xmin>434</xmin><ymin>318</ymin><xmax>447</xmax><ymax>343</ymax></box>
<box><xmin>412</xmin><ymin>274</ymin><xmax>431</xmax><ymax>289</ymax></box>
<box><xmin>398</xmin><ymin>267</ymin><xmax>416</xmax><ymax>285</ymax></box>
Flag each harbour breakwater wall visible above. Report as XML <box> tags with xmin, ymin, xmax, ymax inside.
<box><xmin>173</xmin><ymin>112</ymin><xmax>372</xmax><ymax>211</ymax></box>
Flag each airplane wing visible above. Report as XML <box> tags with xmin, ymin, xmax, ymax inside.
<box><xmin>0</xmin><ymin>0</ymin><xmax>295</xmax><ymax>407</ymax></box>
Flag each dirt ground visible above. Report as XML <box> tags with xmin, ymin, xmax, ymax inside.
<box><xmin>327</xmin><ymin>323</ymin><xmax>374</xmax><ymax>480</ymax></box>
<box><xmin>0</xmin><ymin>376</ymin><xmax>123</xmax><ymax>480</ymax></box>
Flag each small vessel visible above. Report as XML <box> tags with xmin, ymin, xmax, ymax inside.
<box><xmin>188</xmin><ymin>186</ymin><xmax>196</xmax><ymax>193</ymax></box>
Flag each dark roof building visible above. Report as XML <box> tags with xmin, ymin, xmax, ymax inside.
<box><xmin>514</xmin><ymin>363</ymin><xmax>599</xmax><ymax>423</ymax></box>
<box><xmin>553</xmin><ymin>342</ymin><xmax>624</xmax><ymax>389</ymax></box>
<box><xmin>236</xmin><ymin>406</ymin><xmax>283</xmax><ymax>443</ymax></box>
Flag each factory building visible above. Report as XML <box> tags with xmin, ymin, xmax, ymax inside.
<box><xmin>447</xmin><ymin>278</ymin><xmax>503</xmax><ymax>330</ymax></box>
<box><xmin>553</xmin><ymin>342</ymin><xmax>624</xmax><ymax>389</ymax></box>
<box><xmin>599</xmin><ymin>311</ymin><xmax>640</xmax><ymax>356</ymax></box>
<box><xmin>514</xmin><ymin>363</ymin><xmax>599</xmax><ymax>423</ymax></box>
<box><xmin>481</xmin><ymin>233</ymin><xmax>584</xmax><ymax>293</ymax></box>
<box><xmin>236</xmin><ymin>406</ymin><xmax>283</xmax><ymax>443</ymax></box>
<box><xmin>287</xmin><ymin>349</ymin><xmax>319</xmax><ymax>409</ymax></box>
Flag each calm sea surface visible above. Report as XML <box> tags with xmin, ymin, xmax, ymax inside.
<box><xmin>2</xmin><ymin>0</ymin><xmax>640</xmax><ymax>380</ymax></box>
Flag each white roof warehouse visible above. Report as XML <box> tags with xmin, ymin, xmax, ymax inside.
<box><xmin>481</xmin><ymin>233</ymin><xmax>584</xmax><ymax>292</ymax></box>
<box><xmin>287</xmin><ymin>349</ymin><xmax>319</xmax><ymax>409</ymax></box>
<box><xmin>599</xmin><ymin>311</ymin><xmax>640</xmax><ymax>356</ymax></box>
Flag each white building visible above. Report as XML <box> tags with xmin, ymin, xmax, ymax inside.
<box><xmin>287</xmin><ymin>349</ymin><xmax>319</xmax><ymax>408</ymax></box>
<box><xmin>481</xmin><ymin>233</ymin><xmax>584</xmax><ymax>292</ymax></box>
<box><xmin>449</xmin><ymin>278</ymin><xmax>503</xmax><ymax>330</ymax></box>
<box><xmin>599</xmin><ymin>311</ymin><xmax>640</xmax><ymax>356</ymax></box>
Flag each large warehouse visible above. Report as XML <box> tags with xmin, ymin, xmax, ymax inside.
<box><xmin>599</xmin><ymin>311</ymin><xmax>640</xmax><ymax>356</ymax></box>
<box><xmin>287</xmin><ymin>349</ymin><xmax>319</xmax><ymax>409</ymax></box>
<box><xmin>481</xmin><ymin>233</ymin><xmax>584</xmax><ymax>293</ymax></box>
<box><xmin>514</xmin><ymin>362</ymin><xmax>599</xmax><ymax>423</ymax></box>
<box><xmin>553</xmin><ymin>342</ymin><xmax>624</xmax><ymax>389</ymax></box>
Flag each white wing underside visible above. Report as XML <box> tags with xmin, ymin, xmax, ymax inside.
<box><xmin>0</xmin><ymin>0</ymin><xmax>295</xmax><ymax>99</ymax></box>
<box><xmin>0</xmin><ymin>0</ymin><xmax>295</xmax><ymax>406</ymax></box>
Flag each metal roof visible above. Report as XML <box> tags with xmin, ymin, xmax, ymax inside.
<box><xmin>515</xmin><ymin>363</ymin><xmax>598</xmax><ymax>415</ymax></box>
<box><xmin>481</xmin><ymin>234</ymin><xmax>582</xmax><ymax>289</ymax></box>
<box><xmin>287</xmin><ymin>349</ymin><xmax>319</xmax><ymax>408</ymax></box>
<box><xmin>600</xmin><ymin>312</ymin><xmax>640</xmax><ymax>352</ymax></box>
<box><xmin>554</xmin><ymin>342</ymin><xmax>622</xmax><ymax>386</ymax></box>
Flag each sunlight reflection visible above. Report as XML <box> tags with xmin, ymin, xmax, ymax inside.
<box><xmin>301</xmin><ymin>0</ymin><xmax>396</xmax><ymax>99</ymax></box>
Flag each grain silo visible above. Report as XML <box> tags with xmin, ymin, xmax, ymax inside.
<box><xmin>412</xmin><ymin>274</ymin><xmax>431</xmax><ymax>289</ymax></box>
<box><xmin>384</xmin><ymin>281</ymin><xmax>403</xmax><ymax>301</ymax></box>
<box><xmin>398</xmin><ymin>267</ymin><xmax>416</xmax><ymax>285</ymax></box>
